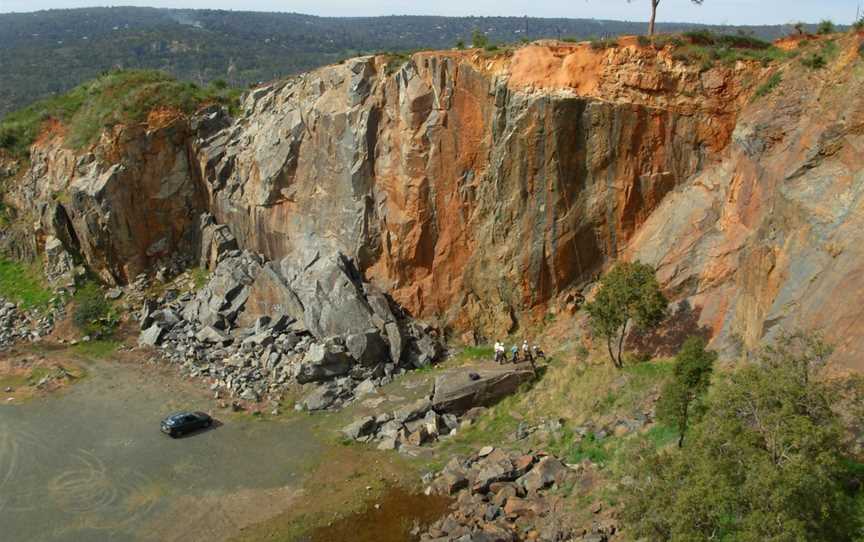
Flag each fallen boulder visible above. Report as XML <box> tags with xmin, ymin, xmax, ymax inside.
<box><xmin>295</xmin><ymin>341</ymin><xmax>354</xmax><ymax>383</ymax></box>
<box><xmin>431</xmin><ymin>367</ymin><xmax>535</xmax><ymax>415</ymax></box>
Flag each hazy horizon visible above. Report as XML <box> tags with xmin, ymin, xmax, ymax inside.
<box><xmin>0</xmin><ymin>0</ymin><xmax>861</xmax><ymax>26</ymax></box>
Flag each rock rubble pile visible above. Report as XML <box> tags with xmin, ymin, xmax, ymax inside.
<box><xmin>0</xmin><ymin>298</ymin><xmax>60</xmax><ymax>350</ymax></box>
<box><xmin>137</xmin><ymin>240</ymin><xmax>443</xmax><ymax>409</ymax></box>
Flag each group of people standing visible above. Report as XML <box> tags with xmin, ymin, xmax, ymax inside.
<box><xmin>493</xmin><ymin>340</ymin><xmax>545</xmax><ymax>369</ymax></box>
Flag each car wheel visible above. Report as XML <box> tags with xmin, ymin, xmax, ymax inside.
<box><xmin>206</xmin><ymin>420</ymin><xmax>213</xmax><ymax>428</ymax></box>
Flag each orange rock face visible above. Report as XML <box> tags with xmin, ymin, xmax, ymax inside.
<box><xmin>190</xmin><ymin>43</ymin><xmax>753</xmax><ymax>338</ymax></box>
<box><xmin>16</xmin><ymin>37</ymin><xmax>864</xmax><ymax>369</ymax></box>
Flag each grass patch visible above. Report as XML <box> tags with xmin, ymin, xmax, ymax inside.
<box><xmin>189</xmin><ymin>267</ymin><xmax>210</xmax><ymax>290</ymax></box>
<box><xmin>461</xmin><ymin>346</ymin><xmax>494</xmax><ymax>359</ymax></box>
<box><xmin>0</xmin><ymin>258</ymin><xmax>54</xmax><ymax>310</ymax></box>
<box><xmin>0</xmin><ymin>70</ymin><xmax>242</xmax><ymax>159</ymax></box>
<box><xmin>71</xmin><ymin>339</ymin><xmax>121</xmax><ymax>359</ymax></box>
<box><xmin>550</xmin><ymin>429</ymin><xmax>611</xmax><ymax>465</ymax></box>
<box><xmin>434</xmin><ymin>394</ymin><xmax>521</xmax><ymax>460</ymax></box>
<box><xmin>642</xmin><ymin>423</ymin><xmax>678</xmax><ymax>448</ymax></box>
<box><xmin>800</xmin><ymin>40</ymin><xmax>839</xmax><ymax>70</ymax></box>
<box><xmin>753</xmin><ymin>71</ymin><xmax>783</xmax><ymax>99</ymax></box>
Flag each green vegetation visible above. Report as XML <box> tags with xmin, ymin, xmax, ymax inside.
<box><xmin>799</xmin><ymin>41</ymin><xmax>834</xmax><ymax>71</ymax></box>
<box><xmin>72</xmin><ymin>339</ymin><xmax>121</xmax><ymax>359</ymax></box>
<box><xmin>656</xmin><ymin>337</ymin><xmax>716</xmax><ymax>447</ymax></box>
<box><xmin>0</xmin><ymin>70</ymin><xmax>241</xmax><ymax>159</ymax></box>
<box><xmin>0</xmin><ymin>8</ymin><xmax>813</xmax><ymax>119</ymax></box>
<box><xmin>0</xmin><ymin>258</ymin><xmax>54</xmax><ymax>310</ymax></box>
<box><xmin>818</xmin><ymin>19</ymin><xmax>836</xmax><ymax>35</ymax></box>
<box><xmin>551</xmin><ymin>430</ymin><xmax>610</xmax><ymax>464</ymax></box>
<box><xmin>589</xmin><ymin>37</ymin><xmax>619</xmax><ymax>50</ymax></box>
<box><xmin>72</xmin><ymin>281</ymin><xmax>118</xmax><ymax>337</ymax></box>
<box><xmin>682</xmin><ymin>29</ymin><xmax>771</xmax><ymax>50</ymax></box>
<box><xmin>585</xmin><ymin>261</ymin><xmax>668</xmax><ymax>369</ymax></box>
<box><xmin>622</xmin><ymin>332</ymin><xmax>860</xmax><ymax>541</ymax></box>
<box><xmin>471</xmin><ymin>30</ymin><xmax>489</xmax><ymax>49</ymax></box>
<box><xmin>667</xmin><ymin>30</ymin><xmax>790</xmax><ymax>69</ymax></box>
<box><xmin>460</xmin><ymin>346</ymin><xmax>495</xmax><ymax>360</ymax></box>
<box><xmin>753</xmin><ymin>70</ymin><xmax>783</xmax><ymax>99</ymax></box>
<box><xmin>854</xmin><ymin>18</ymin><xmax>864</xmax><ymax>32</ymax></box>
<box><xmin>189</xmin><ymin>267</ymin><xmax>211</xmax><ymax>290</ymax></box>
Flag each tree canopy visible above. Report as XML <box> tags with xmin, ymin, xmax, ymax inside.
<box><xmin>623</xmin><ymin>332</ymin><xmax>859</xmax><ymax>541</ymax></box>
<box><xmin>585</xmin><ymin>261</ymin><xmax>667</xmax><ymax>368</ymax></box>
<box><xmin>657</xmin><ymin>336</ymin><xmax>716</xmax><ymax>447</ymax></box>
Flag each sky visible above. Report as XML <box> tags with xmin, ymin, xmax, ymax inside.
<box><xmin>0</xmin><ymin>0</ymin><xmax>861</xmax><ymax>26</ymax></box>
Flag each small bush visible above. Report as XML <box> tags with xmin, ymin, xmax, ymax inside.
<box><xmin>383</xmin><ymin>53</ymin><xmax>410</xmax><ymax>76</ymax></box>
<box><xmin>562</xmin><ymin>36</ymin><xmax>580</xmax><ymax>43</ymax></box>
<box><xmin>72</xmin><ymin>281</ymin><xmax>117</xmax><ymax>336</ymax></box>
<box><xmin>683</xmin><ymin>29</ymin><xmax>715</xmax><ymax>45</ymax></box>
<box><xmin>817</xmin><ymin>19</ymin><xmax>835</xmax><ymax>35</ymax></box>
<box><xmin>651</xmin><ymin>34</ymin><xmax>684</xmax><ymax>49</ymax></box>
<box><xmin>754</xmin><ymin>71</ymin><xmax>783</xmax><ymax>98</ymax></box>
<box><xmin>637</xmin><ymin>35</ymin><xmax>651</xmax><ymax>47</ymax></box>
<box><xmin>484</xmin><ymin>44</ymin><xmax>499</xmax><ymax>52</ymax></box>
<box><xmin>801</xmin><ymin>52</ymin><xmax>827</xmax><ymax>69</ymax></box>
<box><xmin>590</xmin><ymin>38</ymin><xmax>619</xmax><ymax>51</ymax></box>
<box><xmin>455</xmin><ymin>39</ymin><xmax>465</xmax><ymax>50</ymax></box>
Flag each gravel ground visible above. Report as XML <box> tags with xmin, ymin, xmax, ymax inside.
<box><xmin>0</xmin><ymin>359</ymin><xmax>320</xmax><ymax>542</ymax></box>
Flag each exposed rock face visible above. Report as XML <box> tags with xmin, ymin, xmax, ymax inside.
<box><xmin>625</xmin><ymin>38</ymin><xmax>864</xmax><ymax>365</ymax></box>
<box><xmin>192</xmin><ymin>45</ymin><xmax>750</xmax><ymax>337</ymax></box>
<box><xmin>13</xmin><ymin>37</ymin><xmax>864</xmax><ymax>369</ymax></box>
<box><xmin>16</xmin><ymin>114</ymin><xmax>208</xmax><ymax>285</ymax></box>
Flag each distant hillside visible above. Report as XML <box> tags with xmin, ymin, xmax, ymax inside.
<box><xmin>0</xmin><ymin>7</ymin><xmax>806</xmax><ymax>118</ymax></box>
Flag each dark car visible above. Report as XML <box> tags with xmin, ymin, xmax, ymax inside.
<box><xmin>161</xmin><ymin>411</ymin><xmax>213</xmax><ymax>438</ymax></box>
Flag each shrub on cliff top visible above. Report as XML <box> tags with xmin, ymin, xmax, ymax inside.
<box><xmin>0</xmin><ymin>70</ymin><xmax>241</xmax><ymax>159</ymax></box>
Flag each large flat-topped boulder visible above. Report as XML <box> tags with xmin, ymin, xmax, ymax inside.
<box><xmin>431</xmin><ymin>366</ymin><xmax>535</xmax><ymax>415</ymax></box>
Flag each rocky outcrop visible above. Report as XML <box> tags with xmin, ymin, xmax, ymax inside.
<box><xmin>138</xmin><ymin>248</ymin><xmax>442</xmax><ymax>409</ymax></box>
<box><xmin>0</xmin><ymin>298</ymin><xmax>61</xmax><ymax>349</ymax></box>
<box><xmin>624</xmin><ymin>37</ymin><xmax>864</xmax><ymax>366</ymax></box>
<box><xmin>420</xmin><ymin>447</ymin><xmax>589</xmax><ymax>542</ymax></box>
<box><xmin>11</xmin><ymin>36</ymin><xmax>864</xmax><ymax>369</ymax></box>
<box><xmin>192</xmin><ymin>45</ymin><xmax>752</xmax><ymax>338</ymax></box>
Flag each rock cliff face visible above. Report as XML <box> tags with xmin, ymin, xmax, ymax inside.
<box><xmin>11</xmin><ymin>37</ymin><xmax>864</xmax><ymax>369</ymax></box>
<box><xmin>190</xmin><ymin>42</ymin><xmax>752</xmax><ymax>335</ymax></box>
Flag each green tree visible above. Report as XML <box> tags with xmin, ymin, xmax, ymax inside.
<box><xmin>623</xmin><ymin>332</ymin><xmax>858</xmax><ymax>541</ymax></box>
<box><xmin>818</xmin><ymin>19</ymin><xmax>835</xmax><ymax>35</ymax></box>
<box><xmin>657</xmin><ymin>336</ymin><xmax>716</xmax><ymax>447</ymax></box>
<box><xmin>471</xmin><ymin>29</ymin><xmax>489</xmax><ymax>49</ymax></box>
<box><xmin>585</xmin><ymin>261</ymin><xmax>667</xmax><ymax>369</ymax></box>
